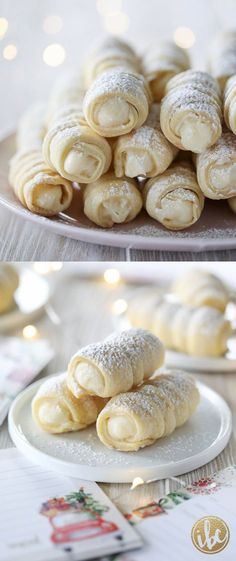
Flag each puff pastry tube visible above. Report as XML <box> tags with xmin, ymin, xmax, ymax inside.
<box><xmin>9</xmin><ymin>104</ymin><xmax>73</xmax><ymax>216</ymax></box>
<box><xmin>0</xmin><ymin>264</ymin><xmax>19</xmax><ymax>314</ymax></box>
<box><xmin>114</xmin><ymin>104</ymin><xmax>178</xmax><ymax>178</ymax></box>
<box><xmin>32</xmin><ymin>373</ymin><xmax>107</xmax><ymax>433</ymax></box>
<box><xmin>127</xmin><ymin>297</ymin><xmax>232</xmax><ymax>357</ymax></box>
<box><xmin>67</xmin><ymin>329</ymin><xmax>165</xmax><ymax>399</ymax></box>
<box><xmin>172</xmin><ymin>269</ymin><xmax>229</xmax><ymax>312</ymax></box>
<box><xmin>83</xmin><ymin>172</ymin><xmax>142</xmax><ymax>227</ymax></box>
<box><xmin>224</xmin><ymin>75</ymin><xmax>236</xmax><ymax>135</ymax></box>
<box><xmin>195</xmin><ymin>131</ymin><xmax>236</xmax><ymax>199</ymax></box>
<box><xmin>96</xmin><ymin>370</ymin><xmax>200</xmax><ymax>451</ymax></box>
<box><xmin>142</xmin><ymin>40</ymin><xmax>190</xmax><ymax>101</ymax></box>
<box><xmin>143</xmin><ymin>160</ymin><xmax>204</xmax><ymax>230</ymax></box>
<box><xmin>160</xmin><ymin>70</ymin><xmax>222</xmax><ymax>153</ymax></box>
<box><xmin>43</xmin><ymin>75</ymin><xmax>112</xmax><ymax>184</ymax></box>
<box><xmin>83</xmin><ymin>37</ymin><xmax>140</xmax><ymax>88</ymax></box>
<box><xmin>208</xmin><ymin>31</ymin><xmax>236</xmax><ymax>90</ymax></box>
<box><xmin>83</xmin><ymin>68</ymin><xmax>152</xmax><ymax>137</ymax></box>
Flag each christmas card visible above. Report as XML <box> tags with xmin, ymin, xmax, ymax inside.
<box><xmin>0</xmin><ymin>448</ymin><xmax>142</xmax><ymax>561</ymax></box>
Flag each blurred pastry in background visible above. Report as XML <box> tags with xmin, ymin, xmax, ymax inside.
<box><xmin>0</xmin><ymin>264</ymin><xmax>19</xmax><ymax>314</ymax></box>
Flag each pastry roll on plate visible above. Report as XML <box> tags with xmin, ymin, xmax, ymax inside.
<box><xmin>32</xmin><ymin>373</ymin><xmax>107</xmax><ymax>433</ymax></box>
<box><xmin>160</xmin><ymin>70</ymin><xmax>222</xmax><ymax>153</ymax></box>
<box><xmin>9</xmin><ymin>104</ymin><xmax>73</xmax><ymax>216</ymax></box>
<box><xmin>43</xmin><ymin>75</ymin><xmax>112</xmax><ymax>184</ymax></box>
<box><xmin>208</xmin><ymin>31</ymin><xmax>236</xmax><ymax>90</ymax></box>
<box><xmin>143</xmin><ymin>161</ymin><xmax>204</xmax><ymax>230</ymax></box>
<box><xmin>83</xmin><ymin>172</ymin><xmax>142</xmax><ymax>227</ymax></box>
<box><xmin>96</xmin><ymin>370</ymin><xmax>200</xmax><ymax>451</ymax></box>
<box><xmin>224</xmin><ymin>75</ymin><xmax>236</xmax><ymax>135</ymax></box>
<box><xmin>172</xmin><ymin>269</ymin><xmax>229</xmax><ymax>312</ymax></box>
<box><xmin>114</xmin><ymin>104</ymin><xmax>178</xmax><ymax>178</ymax></box>
<box><xmin>83</xmin><ymin>37</ymin><xmax>140</xmax><ymax>88</ymax></box>
<box><xmin>196</xmin><ymin>131</ymin><xmax>236</xmax><ymax>199</ymax></box>
<box><xmin>83</xmin><ymin>68</ymin><xmax>152</xmax><ymax>137</ymax></box>
<box><xmin>0</xmin><ymin>264</ymin><xmax>19</xmax><ymax>314</ymax></box>
<box><xmin>142</xmin><ymin>40</ymin><xmax>190</xmax><ymax>101</ymax></box>
<box><xmin>67</xmin><ymin>329</ymin><xmax>165</xmax><ymax>398</ymax></box>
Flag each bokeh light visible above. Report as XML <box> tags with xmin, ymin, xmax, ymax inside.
<box><xmin>43</xmin><ymin>43</ymin><xmax>66</xmax><ymax>66</ymax></box>
<box><xmin>3</xmin><ymin>44</ymin><xmax>17</xmax><ymax>60</ymax></box>
<box><xmin>0</xmin><ymin>17</ymin><xmax>8</xmax><ymax>39</ymax></box>
<box><xmin>174</xmin><ymin>27</ymin><xmax>196</xmax><ymax>49</ymax></box>
<box><xmin>104</xmin><ymin>11</ymin><xmax>130</xmax><ymax>35</ymax></box>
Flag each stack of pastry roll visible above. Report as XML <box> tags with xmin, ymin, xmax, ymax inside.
<box><xmin>83</xmin><ymin>67</ymin><xmax>152</xmax><ymax>137</ymax></box>
<box><xmin>43</xmin><ymin>74</ymin><xmax>112</xmax><ymax>184</ymax></box>
<box><xmin>160</xmin><ymin>71</ymin><xmax>222</xmax><ymax>153</ymax></box>
<box><xmin>171</xmin><ymin>269</ymin><xmax>229</xmax><ymax>312</ymax></box>
<box><xmin>83</xmin><ymin>37</ymin><xmax>141</xmax><ymax>88</ymax></box>
<box><xmin>208</xmin><ymin>31</ymin><xmax>236</xmax><ymax>90</ymax></box>
<box><xmin>143</xmin><ymin>159</ymin><xmax>205</xmax><ymax>230</ymax></box>
<box><xmin>126</xmin><ymin>295</ymin><xmax>232</xmax><ymax>357</ymax></box>
<box><xmin>195</xmin><ymin>130</ymin><xmax>236</xmax><ymax>199</ymax></box>
<box><xmin>9</xmin><ymin>104</ymin><xmax>73</xmax><ymax>216</ymax></box>
<box><xmin>224</xmin><ymin>75</ymin><xmax>236</xmax><ymax>135</ymax></box>
<box><xmin>142</xmin><ymin>40</ymin><xmax>190</xmax><ymax>101</ymax></box>
<box><xmin>114</xmin><ymin>104</ymin><xmax>178</xmax><ymax>178</ymax></box>
<box><xmin>0</xmin><ymin>264</ymin><xmax>19</xmax><ymax>314</ymax></box>
<box><xmin>97</xmin><ymin>370</ymin><xmax>200</xmax><ymax>451</ymax></box>
<box><xmin>83</xmin><ymin>172</ymin><xmax>142</xmax><ymax>227</ymax></box>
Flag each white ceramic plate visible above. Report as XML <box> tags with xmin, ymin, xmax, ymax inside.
<box><xmin>1</xmin><ymin>131</ymin><xmax>236</xmax><ymax>251</ymax></box>
<box><xmin>8</xmin><ymin>375</ymin><xmax>232</xmax><ymax>483</ymax></box>
<box><xmin>0</xmin><ymin>268</ymin><xmax>50</xmax><ymax>332</ymax></box>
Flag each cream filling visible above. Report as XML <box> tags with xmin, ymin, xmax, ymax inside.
<box><xmin>102</xmin><ymin>198</ymin><xmax>131</xmax><ymax>223</ymax></box>
<box><xmin>159</xmin><ymin>196</ymin><xmax>193</xmax><ymax>225</ymax></box>
<box><xmin>180</xmin><ymin>117</ymin><xmax>212</xmax><ymax>153</ymax></box>
<box><xmin>64</xmin><ymin>149</ymin><xmax>98</xmax><ymax>179</ymax></box>
<box><xmin>125</xmin><ymin>151</ymin><xmax>153</xmax><ymax>177</ymax></box>
<box><xmin>35</xmin><ymin>186</ymin><xmax>62</xmax><ymax>210</ymax></box>
<box><xmin>38</xmin><ymin>403</ymin><xmax>67</xmax><ymax>426</ymax></box>
<box><xmin>107</xmin><ymin>416</ymin><xmax>135</xmax><ymax>440</ymax></box>
<box><xmin>75</xmin><ymin>362</ymin><xmax>105</xmax><ymax>395</ymax></box>
<box><xmin>209</xmin><ymin>162</ymin><xmax>236</xmax><ymax>192</ymax></box>
<box><xmin>95</xmin><ymin>97</ymin><xmax>130</xmax><ymax>127</ymax></box>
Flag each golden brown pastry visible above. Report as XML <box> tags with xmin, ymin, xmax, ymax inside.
<box><xmin>196</xmin><ymin>130</ymin><xmax>236</xmax><ymax>199</ymax></box>
<box><xmin>172</xmin><ymin>269</ymin><xmax>229</xmax><ymax>312</ymax></box>
<box><xmin>114</xmin><ymin>104</ymin><xmax>178</xmax><ymax>178</ymax></box>
<box><xmin>67</xmin><ymin>329</ymin><xmax>165</xmax><ymax>398</ymax></box>
<box><xmin>160</xmin><ymin>71</ymin><xmax>222</xmax><ymax>153</ymax></box>
<box><xmin>143</xmin><ymin>160</ymin><xmax>204</xmax><ymax>230</ymax></box>
<box><xmin>142</xmin><ymin>40</ymin><xmax>190</xmax><ymax>101</ymax></box>
<box><xmin>96</xmin><ymin>370</ymin><xmax>200</xmax><ymax>451</ymax></box>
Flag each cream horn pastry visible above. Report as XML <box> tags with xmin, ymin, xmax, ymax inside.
<box><xmin>160</xmin><ymin>70</ymin><xmax>222</xmax><ymax>153</ymax></box>
<box><xmin>9</xmin><ymin>104</ymin><xmax>73</xmax><ymax>216</ymax></box>
<box><xmin>43</xmin><ymin>75</ymin><xmax>112</xmax><ymax>184</ymax></box>
<box><xmin>143</xmin><ymin>160</ymin><xmax>204</xmax><ymax>230</ymax></box>
<box><xmin>83</xmin><ymin>172</ymin><xmax>142</xmax><ymax>227</ymax></box>
<box><xmin>228</xmin><ymin>196</ymin><xmax>236</xmax><ymax>213</ymax></box>
<box><xmin>208</xmin><ymin>31</ymin><xmax>236</xmax><ymax>90</ymax></box>
<box><xmin>0</xmin><ymin>264</ymin><xmax>19</xmax><ymax>314</ymax></box>
<box><xmin>196</xmin><ymin>131</ymin><xmax>236</xmax><ymax>199</ymax></box>
<box><xmin>96</xmin><ymin>370</ymin><xmax>200</xmax><ymax>451</ymax></box>
<box><xmin>172</xmin><ymin>269</ymin><xmax>229</xmax><ymax>312</ymax></box>
<box><xmin>83</xmin><ymin>68</ymin><xmax>152</xmax><ymax>137</ymax></box>
<box><xmin>32</xmin><ymin>373</ymin><xmax>107</xmax><ymax>433</ymax></box>
<box><xmin>83</xmin><ymin>37</ymin><xmax>140</xmax><ymax>88</ymax></box>
<box><xmin>67</xmin><ymin>329</ymin><xmax>165</xmax><ymax>399</ymax></box>
<box><xmin>142</xmin><ymin>40</ymin><xmax>190</xmax><ymax>102</ymax></box>
<box><xmin>114</xmin><ymin>103</ymin><xmax>178</xmax><ymax>178</ymax></box>
<box><xmin>224</xmin><ymin>75</ymin><xmax>236</xmax><ymax>135</ymax></box>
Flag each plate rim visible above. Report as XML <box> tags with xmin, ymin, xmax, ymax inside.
<box><xmin>2</xmin><ymin>130</ymin><xmax>236</xmax><ymax>251</ymax></box>
<box><xmin>8</xmin><ymin>375</ymin><xmax>232</xmax><ymax>483</ymax></box>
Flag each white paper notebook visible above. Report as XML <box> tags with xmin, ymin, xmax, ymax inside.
<box><xmin>0</xmin><ymin>449</ymin><xmax>142</xmax><ymax>561</ymax></box>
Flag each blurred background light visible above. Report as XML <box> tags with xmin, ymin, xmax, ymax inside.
<box><xmin>104</xmin><ymin>11</ymin><xmax>130</xmax><ymax>35</ymax></box>
<box><xmin>96</xmin><ymin>0</ymin><xmax>123</xmax><ymax>15</ymax></box>
<box><xmin>3</xmin><ymin>44</ymin><xmax>17</xmax><ymax>60</ymax></box>
<box><xmin>23</xmin><ymin>325</ymin><xmax>38</xmax><ymax>339</ymax></box>
<box><xmin>43</xmin><ymin>43</ymin><xmax>66</xmax><ymax>66</ymax></box>
<box><xmin>0</xmin><ymin>17</ymin><xmax>8</xmax><ymax>39</ymax></box>
<box><xmin>174</xmin><ymin>26</ymin><xmax>196</xmax><ymax>49</ymax></box>
<box><xmin>43</xmin><ymin>15</ymin><xmax>63</xmax><ymax>34</ymax></box>
<box><xmin>104</xmin><ymin>268</ymin><xmax>121</xmax><ymax>285</ymax></box>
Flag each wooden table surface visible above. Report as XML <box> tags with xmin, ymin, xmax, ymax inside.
<box><xmin>0</xmin><ymin>271</ymin><xmax>235</xmax><ymax>514</ymax></box>
<box><xmin>1</xmin><ymin>207</ymin><xmax>236</xmax><ymax>262</ymax></box>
